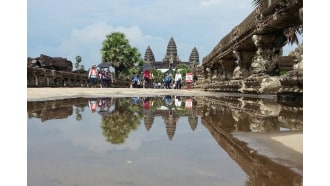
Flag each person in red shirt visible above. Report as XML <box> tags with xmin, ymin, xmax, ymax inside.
<box><xmin>88</xmin><ymin>65</ymin><xmax>99</xmax><ymax>88</ymax></box>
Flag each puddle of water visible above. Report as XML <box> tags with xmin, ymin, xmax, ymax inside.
<box><xmin>27</xmin><ymin>96</ymin><xmax>303</xmax><ymax>186</ymax></box>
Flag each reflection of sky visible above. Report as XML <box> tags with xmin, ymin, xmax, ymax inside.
<box><xmin>27</xmin><ymin>106</ymin><xmax>246</xmax><ymax>186</ymax></box>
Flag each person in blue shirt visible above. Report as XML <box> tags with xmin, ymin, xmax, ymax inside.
<box><xmin>132</xmin><ymin>75</ymin><xmax>140</xmax><ymax>88</ymax></box>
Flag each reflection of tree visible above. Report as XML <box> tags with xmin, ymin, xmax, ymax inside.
<box><xmin>101</xmin><ymin>98</ymin><xmax>143</xmax><ymax>144</ymax></box>
<box><xmin>150</xmin><ymin>97</ymin><xmax>163</xmax><ymax>111</ymax></box>
<box><xmin>75</xmin><ymin>107</ymin><xmax>83</xmax><ymax>121</ymax></box>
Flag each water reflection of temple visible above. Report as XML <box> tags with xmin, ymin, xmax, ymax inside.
<box><xmin>143</xmin><ymin>108</ymin><xmax>197</xmax><ymax>141</ymax></box>
<box><xmin>27</xmin><ymin>98</ymin><xmax>89</xmax><ymax>122</ymax></box>
<box><xmin>194</xmin><ymin>96</ymin><xmax>303</xmax><ymax>186</ymax></box>
<box><xmin>27</xmin><ymin>96</ymin><xmax>302</xmax><ymax>135</ymax></box>
<box><xmin>27</xmin><ymin>97</ymin><xmax>114</xmax><ymax>122</ymax></box>
<box><xmin>194</xmin><ymin>96</ymin><xmax>303</xmax><ymax>133</ymax></box>
<box><xmin>27</xmin><ymin>96</ymin><xmax>302</xmax><ymax>185</ymax></box>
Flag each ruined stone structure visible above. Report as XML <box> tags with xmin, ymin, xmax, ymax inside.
<box><xmin>144</xmin><ymin>37</ymin><xmax>200</xmax><ymax>72</ymax></box>
<box><xmin>27</xmin><ymin>54</ymin><xmax>87</xmax><ymax>87</ymax></box>
<box><xmin>27</xmin><ymin>66</ymin><xmax>89</xmax><ymax>87</ymax></box>
<box><xmin>193</xmin><ymin>0</ymin><xmax>303</xmax><ymax>103</ymax></box>
<box><xmin>27</xmin><ymin>54</ymin><xmax>73</xmax><ymax>72</ymax></box>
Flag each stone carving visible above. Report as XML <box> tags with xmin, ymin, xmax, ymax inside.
<box><xmin>200</xmin><ymin>0</ymin><xmax>302</xmax><ymax>100</ymax></box>
<box><xmin>232</xmin><ymin>50</ymin><xmax>249</xmax><ymax>80</ymax></box>
<box><xmin>278</xmin><ymin>43</ymin><xmax>303</xmax><ymax>104</ymax></box>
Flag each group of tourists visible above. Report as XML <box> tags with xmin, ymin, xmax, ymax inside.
<box><xmin>88</xmin><ymin>63</ymin><xmax>194</xmax><ymax>89</ymax></box>
<box><xmin>131</xmin><ymin>71</ymin><xmax>185</xmax><ymax>89</ymax></box>
<box><xmin>131</xmin><ymin>70</ymin><xmax>154</xmax><ymax>88</ymax></box>
<box><xmin>88</xmin><ymin>64</ymin><xmax>113</xmax><ymax>88</ymax></box>
<box><xmin>163</xmin><ymin>72</ymin><xmax>182</xmax><ymax>89</ymax></box>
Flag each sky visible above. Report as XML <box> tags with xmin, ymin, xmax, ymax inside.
<box><xmin>27</xmin><ymin>0</ymin><xmax>301</xmax><ymax>69</ymax></box>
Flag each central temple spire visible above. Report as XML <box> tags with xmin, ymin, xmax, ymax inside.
<box><xmin>163</xmin><ymin>37</ymin><xmax>180</xmax><ymax>65</ymax></box>
<box><xmin>166</xmin><ymin>37</ymin><xmax>177</xmax><ymax>57</ymax></box>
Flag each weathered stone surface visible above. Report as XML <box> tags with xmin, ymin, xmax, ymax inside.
<box><xmin>27</xmin><ymin>54</ymin><xmax>73</xmax><ymax>72</ymax></box>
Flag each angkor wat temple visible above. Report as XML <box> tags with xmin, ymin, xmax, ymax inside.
<box><xmin>143</xmin><ymin>37</ymin><xmax>200</xmax><ymax>72</ymax></box>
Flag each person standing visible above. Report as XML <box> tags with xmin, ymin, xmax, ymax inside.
<box><xmin>164</xmin><ymin>74</ymin><xmax>171</xmax><ymax>89</ymax></box>
<box><xmin>174</xmin><ymin>72</ymin><xmax>182</xmax><ymax>89</ymax></box>
<box><xmin>88</xmin><ymin>65</ymin><xmax>98</xmax><ymax>88</ymax></box>
<box><xmin>143</xmin><ymin>70</ymin><xmax>151</xmax><ymax>88</ymax></box>
<box><xmin>106</xmin><ymin>70</ymin><xmax>112</xmax><ymax>88</ymax></box>
<box><xmin>132</xmin><ymin>75</ymin><xmax>140</xmax><ymax>88</ymax></box>
<box><xmin>100</xmin><ymin>69</ymin><xmax>107</xmax><ymax>88</ymax></box>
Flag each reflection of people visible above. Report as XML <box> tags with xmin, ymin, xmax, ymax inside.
<box><xmin>132</xmin><ymin>97</ymin><xmax>140</xmax><ymax>104</ymax></box>
<box><xmin>175</xmin><ymin>96</ymin><xmax>182</xmax><ymax>107</ymax></box>
<box><xmin>88</xmin><ymin>98</ymin><xmax>98</xmax><ymax>112</ymax></box>
<box><xmin>88</xmin><ymin>65</ymin><xmax>99</xmax><ymax>88</ymax></box>
<box><xmin>143</xmin><ymin>97</ymin><xmax>152</xmax><ymax>110</ymax></box>
<box><xmin>98</xmin><ymin>98</ymin><xmax>106</xmax><ymax>111</ymax></box>
<box><xmin>164</xmin><ymin>95</ymin><xmax>172</xmax><ymax>106</ymax></box>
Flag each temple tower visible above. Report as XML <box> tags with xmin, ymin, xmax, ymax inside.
<box><xmin>189</xmin><ymin>47</ymin><xmax>200</xmax><ymax>68</ymax></box>
<box><xmin>163</xmin><ymin>37</ymin><xmax>180</xmax><ymax>68</ymax></box>
<box><xmin>144</xmin><ymin>46</ymin><xmax>155</xmax><ymax>64</ymax></box>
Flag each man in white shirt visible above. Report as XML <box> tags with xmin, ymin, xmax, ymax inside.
<box><xmin>174</xmin><ymin>72</ymin><xmax>182</xmax><ymax>89</ymax></box>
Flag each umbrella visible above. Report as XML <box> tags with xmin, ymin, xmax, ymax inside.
<box><xmin>97</xmin><ymin>62</ymin><xmax>111</xmax><ymax>68</ymax></box>
<box><xmin>142</xmin><ymin>63</ymin><xmax>152</xmax><ymax>71</ymax></box>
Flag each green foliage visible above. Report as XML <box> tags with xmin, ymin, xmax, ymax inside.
<box><xmin>175</xmin><ymin>64</ymin><xmax>192</xmax><ymax>80</ymax></box>
<box><xmin>101</xmin><ymin>32</ymin><xmax>143</xmax><ymax>79</ymax></box>
<box><xmin>280</xmin><ymin>70</ymin><xmax>288</xmax><ymax>76</ymax></box>
<box><xmin>151</xmin><ymin>68</ymin><xmax>164</xmax><ymax>82</ymax></box>
<box><xmin>128</xmin><ymin>66</ymin><xmax>142</xmax><ymax>79</ymax></box>
<box><xmin>101</xmin><ymin>98</ymin><xmax>142</xmax><ymax>144</ymax></box>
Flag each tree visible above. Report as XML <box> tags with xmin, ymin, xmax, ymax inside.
<box><xmin>101</xmin><ymin>98</ymin><xmax>142</xmax><ymax>144</ymax></box>
<box><xmin>75</xmin><ymin>55</ymin><xmax>82</xmax><ymax>70</ymax></box>
<box><xmin>151</xmin><ymin>68</ymin><xmax>163</xmax><ymax>83</ymax></box>
<box><xmin>175</xmin><ymin>64</ymin><xmax>192</xmax><ymax>80</ymax></box>
<box><xmin>101</xmin><ymin>32</ymin><xmax>143</xmax><ymax>79</ymax></box>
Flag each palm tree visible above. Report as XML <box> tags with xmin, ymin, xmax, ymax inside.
<box><xmin>75</xmin><ymin>55</ymin><xmax>82</xmax><ymax>70</ymax></box>
<box><xmin>101</xmin><ymin>32</ymin><xmax>143</xmax><ymax>79</ymax></box>
<box><xmin>101</xmin><ymin>98</ymin><xmax>142</xmax><ymax>144</ymax></box>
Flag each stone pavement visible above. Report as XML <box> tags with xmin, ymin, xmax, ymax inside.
<box><xmin>27</xmin><ymin>87</ymin><xmax>277</xmax><ymax>101</ymax></box>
